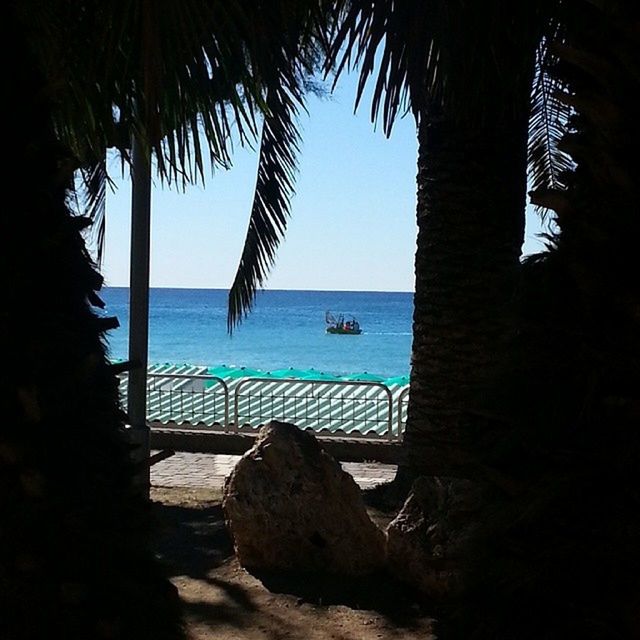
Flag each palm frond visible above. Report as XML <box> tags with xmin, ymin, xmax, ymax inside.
<box><xmin>328</xmin><ymin>1</ymin><xmax>559</xmax><ymax>132</ymax></box>
<box><xmin>23</xmin><ymin>0</ymin><xmax>331</xmax><ymax>328</ymax></box>
<box><xmin>24</xmin><ymin>0</ymin><xmax>271</xmax><ymax>184</ymax></box>
<box><xmin>330</xmin><ymin>0</ymin><xmax>571</xmax><ymax>224</ymax></box>
<box><xmin>73</xmin><ymin>158</ymin><xmax>113</xmax><ymax>265</ymax></box>
<box><xmin>227</xmin><ymin>82</ymin><xmax>304</xmax><ymax>332</ymax></box>
<box><xmin>224</xmin><ymin>3</ymin><xmax>330</xmax><ymax>330</ymax></box>
<box><xmin>327</xmin><ymin>0</ymin><xmax>434</xmax><ymax>134</ymax></box>
<box><xmin>528</xmin><ymin>39</ymin><xmax>574</xmax><ymax>218</ymax></box>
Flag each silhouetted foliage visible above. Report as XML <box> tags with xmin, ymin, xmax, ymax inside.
<box><xmin>1</xmin><ymin>13</ymin><xmax>186</xmax><ymax>638</ymax></box>
<box><xmin>2</xmin><ymin>2</ymin><xmax>338</xmax><ymax>636</ymax></box>
<box><xmin>444</xmin><ymin>2</ymin><xmax>640</xmax><ymax>637</ymax></box>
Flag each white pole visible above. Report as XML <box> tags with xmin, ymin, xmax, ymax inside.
<box><xmin>127</xmin><ymin>136</ymin><xmax>152</xmax><ymax>493</ymax></box>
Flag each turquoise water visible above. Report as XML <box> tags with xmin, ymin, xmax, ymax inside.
<box><xmin>100</xmin><ymin>288</ymin><xmax>413</xmax><ymax>378</ymax></box>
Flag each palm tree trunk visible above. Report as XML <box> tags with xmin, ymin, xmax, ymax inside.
<box><xmin>1</xmin><ymin>16</ymin><xmax>185</xmax><ymax>638</ymax></box>
<box><xmin>399</xmin><ymin>114</ymin><xmax>529</xmax><ymax>481</ymax></box>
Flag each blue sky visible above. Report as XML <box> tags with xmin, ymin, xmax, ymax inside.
<box><xmin>99</xmin><ymin>73</ymin><xmax>548</xmax><ymax>292</ymax></box>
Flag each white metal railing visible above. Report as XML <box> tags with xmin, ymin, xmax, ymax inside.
<box><xmin>233</xmin><ymin>377</ymin><xmax>397</xmax><ymax>440</ymax></box>
<box><xmin>143</xmin><ymin>373</ymin><xmax>229</xmax><ymax>430</ymax></box>
<box><xmin>118</xmin><ymin>371</ymin><xmax>409</xmax><ymax>440</ymax></box>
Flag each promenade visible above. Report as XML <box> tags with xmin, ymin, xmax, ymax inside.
<box><xmin>151</xmin><ymin>451</ymin><xmax>397</xmax><ymax>490</ymax></box>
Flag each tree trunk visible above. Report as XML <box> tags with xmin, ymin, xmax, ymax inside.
<box><xmin>399</xmin><ymin>114</ymin><xmax>529</xmax><ymax>481</ymax></box>
<box><xmin>1</xmin><ymin>15</ymin><xmax>185</xmax><ymax>639</ymax></box>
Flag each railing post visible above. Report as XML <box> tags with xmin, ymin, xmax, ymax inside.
<box><xmin>397</xmin><ymin>387</ymin><xmax>410</xmax><ymax>440</ymax></box>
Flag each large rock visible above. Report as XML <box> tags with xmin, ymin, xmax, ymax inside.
<box><xmin>222</xmin><ymin>421</ymin><xmax>385</xmax><ymax>575</ymax></box>
<box><xmin>386</xmin><ymin>476</ymin><xmax>481</xmax><ymax>597</ymax></box>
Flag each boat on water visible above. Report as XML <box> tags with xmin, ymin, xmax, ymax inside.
<box><xmin>325</xmin><ymin>311</ymin><xmax>363</xmax><ymax>335</ymax></box>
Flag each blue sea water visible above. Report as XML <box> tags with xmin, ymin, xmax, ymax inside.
<box><xmin>100</xmin><ymin>288</ymin><xmax>413</xmax><ymax>378</ymax></box>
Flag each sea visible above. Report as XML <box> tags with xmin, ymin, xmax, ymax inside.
<box><xmin>100</xmin><ymin>288</ymin><xmax>413</xmax><ymax>379</ymax></box>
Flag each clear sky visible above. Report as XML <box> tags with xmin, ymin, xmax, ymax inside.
<box><xmin>98</xmin><ymin>73</ymin><xmax>548</xmax><ymax>292</ymax></box>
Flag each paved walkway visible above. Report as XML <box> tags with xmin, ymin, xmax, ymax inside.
<box><xmin>151</xmin><ymin>451</ymin><xmax>397</xmax><ymax>490</ymax></box>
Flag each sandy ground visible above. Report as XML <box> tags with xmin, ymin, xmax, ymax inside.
<box><xmin>150</xmin><ymin>486</ymin><xmax>436</xmax><ymax>640</ymax></box>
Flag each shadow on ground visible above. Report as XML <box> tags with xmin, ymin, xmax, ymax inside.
<box><xmin>250</xmin><ymin>567</ymin><xmax>428</xmax><ymax>624</ymax></box>
<box><xmin>151</xmin><ymin>500</ymin><xmax>234</xmax><ymax>579</ymax></box>
<box><xmin>149</xmin><ymin>489</ymin><xmax>438</xmax><ymax>639</ymax></box>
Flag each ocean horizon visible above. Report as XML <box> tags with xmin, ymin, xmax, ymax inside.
<box><xmin>100</xmin><ymin>287</ymin><xmax>414</xmax><ymax>378</ymax></box>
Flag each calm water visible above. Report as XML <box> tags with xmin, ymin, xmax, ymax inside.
<box><xmin>100</xmin><ymin>288</ymin><xmax>413</xmax><ymax>378</ymax></box>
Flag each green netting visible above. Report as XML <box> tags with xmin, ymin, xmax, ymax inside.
<box><xmin>302</xmin><ymin>371</ymin><xmax>343</xmax><ymax>381</ymax></box>
<box><xmin>384</xmin><ymin>375</ymin><xmax>410</xmax><ymax>386</ymax></box>
<box><xmin>268</xmin><ymin>367</ymin><xmax>314</xmax><ymax>379</ymax></box>
<box><xmin>207</xmin><ymin>365</ymin><xmax>268</xmax><ymax>378</ymax></box>
<box><xmin>198</xmin><ymin>364</ymin><xmax>409</xmax><ymax>387</ymax></box>
<box><xmin>341</xmin><ymin>372</ymin><xmax>387</xmax><ymax>382</ymax></box>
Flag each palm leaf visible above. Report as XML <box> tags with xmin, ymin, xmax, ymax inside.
<box><xmin>73</xmin><ymin>157</ymin><xmax>114</xmax><ymax>265</ymax></box>
<box><xmin>331</xmin><ymin>0</ymin><xmax>571</xmax><ymax>225</ymax></box>
<box><xmin>327</xmin><ymin>0</ymin><xmax>435</xmax><ymax>134</ymax></box>
<box><xmin>23</xmin><ymin>0</ymin><xmax>330</xmax><ymax>327</ymax></box>
<box><xmin>225</xmin><ymin>4</ymin><xmax>329</xmax><ymax>329</ymax></box>
<box><xmin>329</xmin><ymin>1</ymin><xmax>561</xmax><ymax>132</ymax></box>
<box><xmin>528</xmin><ymin>39</ymin><xmax>574</xmax><ymax>217</ymax></box>
<box><xmin>24</xmin><ymin>0</ymin><xmax>270</xmax><ymax>184</ymax></box>
<box><xmin>227</xmin><ymin>81</ymin><xmax>304</xmax><ymax>332</ymax></box>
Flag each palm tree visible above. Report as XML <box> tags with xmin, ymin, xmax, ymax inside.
<box><xmin>3</xmin><ymin>1</ymin><xmax>329</xmax><ymax>636</ymax></box>
<box><xmin>452</xmin><ymin>2</ymin><xmax>640</xmax><ymax>636</ymax></box>
<box><xmin>326</xmin><ymin>1</ymin><xmax>565</xmax><ymax>490</ymax></box>
<box><xmin>317</xmin><ymin>2</ymin><xmax>637</xmax><ymax>636</ymax></box>
<box><xmin>3</xmin><ymin>24</ymin><xmax>186</xmax><ymax>639</ymax></box>
<box><xmin>33</xmin><ymin>0</ymin><xmax>328</xmax><ymax>465</ymax></box>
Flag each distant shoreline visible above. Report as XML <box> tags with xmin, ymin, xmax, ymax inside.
<box><xmin>102</xmin><ymin>285</ymin><xmax>415</xmax><ymax>295</ymax></box>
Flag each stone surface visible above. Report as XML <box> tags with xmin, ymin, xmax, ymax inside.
<box><xmin>385</xmin><ymin>476</ymin><xmax>480</xmax><ymax>597</ymax></box>
<box><xmin>222</xmin><ymin>421</ymin><xmax>385</xmax><ymax>575</ymax></box>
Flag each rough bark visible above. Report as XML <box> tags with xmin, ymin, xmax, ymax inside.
<box><xmin>385</xmin><ymin>476</ymin><xmax>481</xmax><ymax>598</ymax></box>
<box><xmin>401</xmin><ymin>114</ymin><xmax>529</xmax><ymax>479</ymax></box>
<box><xmin>460</xmin><ymin>5</ymin><xmax>640</xmax><ymax>637</ymax></box>
<box><xmin>0</xmin><ymin>14</ymin><xmax>185</xmax><ymax>639</ymax></box>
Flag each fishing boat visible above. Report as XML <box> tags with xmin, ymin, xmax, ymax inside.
<box><xmin>325</xmin><ymin>311</ymin><xmax>363</xmax><ymax>335</ymax></box>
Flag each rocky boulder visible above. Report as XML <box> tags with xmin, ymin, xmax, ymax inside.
<box><xmin>222</xmin><ymin>421</ymin><xmax>385</xmax><ymax>575</ymax></box>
